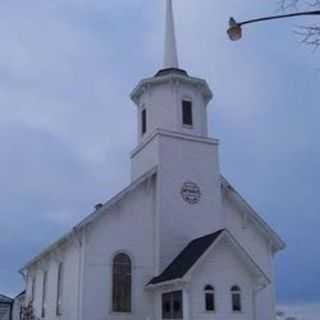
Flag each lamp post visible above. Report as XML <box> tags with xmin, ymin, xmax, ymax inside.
<box><xmin>227</xmin><ymin>10</ymin><xmax>320</xmax><ymax>41</ymax></box>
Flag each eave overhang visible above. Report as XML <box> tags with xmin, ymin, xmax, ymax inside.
<box><xmin>130</xmin><ymin>70</ymin><xmax>213</xmax><ymax>105</ymax></box>
<box><xmin>221</xmin><ymin>176</ymin><xmax>286</xmax><ymax>253</ymax></box>
<box><xmin>20</xmin><ymin>166</ymin><xmax>158</xmax><ymax>273</ymax></box>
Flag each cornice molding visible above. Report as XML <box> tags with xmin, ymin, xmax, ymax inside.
<box><xmin>130</xmin><ymin>129</ymin><xmax>219</xmax><ymax>159</ymax></box>
<box><xmin>130</xmin><ymin>73</ymin><xmax>213</xmax><ymax>105</ymax></box>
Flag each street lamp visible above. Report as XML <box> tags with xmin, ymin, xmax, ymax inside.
<box><xmin>227</xmin><ymin>10</ymin><xmax>320</xmax><ymax>41</ymax></box>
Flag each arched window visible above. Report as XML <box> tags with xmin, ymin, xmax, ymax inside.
<box><xmin>112</xmin><ymin>253</ymin><xmax>132</xmax><ymax>313</ymax></box>
<box><xmin>231</xmin><ymin>285</ymin><xmax>242</xmax><ymax>312</ymax></box>
<box><xmin>204</xmin><ymin>285</ymin><xmax>215</xmax><ymax>311</ymax></box>
<box><xmin>56</xmin><ymin>262</ymin><xmax>64</xmax><ymax>316</ymax></box>
<box><xmin>31</xmin><ymin>276</ymin><xmax>36</xmax><ymax>302</ymax></box>
<box><xmin>41</xmin><ymin>271</ymin><xmax>48</xmax><ymax>318</ymax></box>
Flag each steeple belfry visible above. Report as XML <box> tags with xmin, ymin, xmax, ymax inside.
<box><xmin>130</xmin><ymin>0</ymin><xmax>213</xmax><ymax>181</ymax></box>
<box><xmin>163</xmin><ymin>0</ymin><xmax>179</xmax><ymax>69</ymax></box>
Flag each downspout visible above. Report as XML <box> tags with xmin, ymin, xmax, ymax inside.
<box><xmin>75</xmin><ymin>227</ymin><xmax>86</xmax><ymax>320</ymax></box>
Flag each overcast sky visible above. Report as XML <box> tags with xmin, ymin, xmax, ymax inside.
<box><xmin>0</xmin><ymin>0</ymin><xmax>319</xmax><ymax>318</ymax></box>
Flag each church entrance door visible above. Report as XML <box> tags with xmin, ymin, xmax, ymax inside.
<box><xmin>161</xmin><ymin>291</ymin><xmax>183</xmax><ymax>320</ymax></box>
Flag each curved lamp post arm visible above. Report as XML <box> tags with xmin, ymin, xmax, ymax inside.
<box><xmin>227</xmin><ymin>10</ymin><xmax>320</xmax><ymax>41</ymax></box>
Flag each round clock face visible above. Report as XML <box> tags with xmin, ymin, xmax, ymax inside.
<box><xmin>181</xmin><ymin>181</ymin><xmax>201</xmax><ymax>205</ymax></box>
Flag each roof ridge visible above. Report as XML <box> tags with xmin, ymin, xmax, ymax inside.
<box><xmin>21</xmin><ymin>166</ymin><xmax>158</xmax><ymax>271</ymax></box>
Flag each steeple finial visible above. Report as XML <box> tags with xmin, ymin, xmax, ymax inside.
<box><xmin>163</xmin><ymin>0</ymin><xmax>179</xmax><ymax>69</ymax></box>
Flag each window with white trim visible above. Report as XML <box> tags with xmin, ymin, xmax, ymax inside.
<box><xmin>41</xmin><ymin>271</ymin><xmax>48</xmax><ymax>318</ymax></box>
<box><xmin>31</xmin><ymin>276</ymin><xmax>36</xmax><ymax>302</ymax></box>
<box><xmin>162</xmin><ymin>291</ymin><xmax>183</xmax><ymax>319</ymax></box>
<box><xmin>182</xmin><ymin>100</ymin><xmax>193</xmax><ymax>127</ymax></box>
<box><xmin>56</xmin><ymin>262</ymin><xmax>64</xmax><ymax>316</ymax></box>
<box><xmin>112</xmin><ymin>253</ymin><xmax>132</xmax><ymax>313</ymax></box>
<box><xmin>231</xmin><ymin>285</ymin><xmax>242</xmax><ymax>312</ymax></box>
<box><xmin>141</xmin><ymin>109</ymin><xmax>147</xmax><ymax>135</ymax></box>
<box><xmin>204</xmin><ymin>285</ymin><xmax>215</xmax><ymax>311</ymax></box>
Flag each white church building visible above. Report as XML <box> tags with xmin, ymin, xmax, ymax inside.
<box><xmin>20</xmin><ymin>1</ymin><xmax>285</xmax><ymax>320</ymax></box>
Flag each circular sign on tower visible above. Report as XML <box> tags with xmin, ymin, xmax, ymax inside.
<box><xmin>181</xmin><ymin>181</ymin><xmax>201</xmax><ymax>205</ymax></box>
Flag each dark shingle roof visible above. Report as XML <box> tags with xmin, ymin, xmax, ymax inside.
<box><xmin>155</xmin><ymin>68</ymin><xmax>189</xmax><ymax>77</ymax></box>
<box><xmin>148</xmin><ymin>229</ymin><xmax>224</xmax><ymax>286</ymax></box>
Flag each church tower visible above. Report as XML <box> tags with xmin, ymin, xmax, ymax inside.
<box><xmin>130</xmin><ymin>0</ymin><xmax>224</xmax><ymax>271</ymax></box>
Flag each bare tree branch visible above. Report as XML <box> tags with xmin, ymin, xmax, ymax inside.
<box><xmin>295</xmin><ymin>24</ymin><xmax>320</xmax><ymax>48</ymax></box>
<box><xmin>278</xmin><ymin>0</ymin><xmax>320</xmax><ymax>49</ymax></box>
<box><xmin>278</xmin><ymin>0</ymin><xmax>299</xmax><ymax>11</ymax></box>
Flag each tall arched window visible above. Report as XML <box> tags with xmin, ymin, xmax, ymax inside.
<box><xmin>31</xmin><ymin>276</ymin><xmax>36</xmax><ymax>302</ymax></box>
<box><xmin>204</xmin><ymin>285</ymin><xmax>215</xmax><ymax>311</ymax></box>
<box><xmin>231</xmin><ymin>285</ymin><xmax>242</xmax><ymax>312</ymax></box>
<box><xmin>56</xmin><ymin>262</ymin><xmax>64</xmax><ymax>316</ymax></box>
<box><xmin>41</xmin><ymin>271</ymin><xmax>48</xmax><ymax>318</ymax></box>
<box><xmin>112</xmin><ymin>253</ymin><xmax>132</xmax><ymax>313</ymax></box>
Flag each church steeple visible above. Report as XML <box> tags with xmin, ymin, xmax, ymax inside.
<box><xmin>130</xmin><ymin>0</ymin><xmax>213</xmax><ymax>181</ymax></box>
<box><xmin>163</xmin><ymin>0</ymin><xmax>179</xmax><ymax>69</ymax></box>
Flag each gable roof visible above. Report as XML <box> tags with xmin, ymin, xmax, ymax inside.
<box><xmin>147</xmin><ymin>229</ymin><xmax>270</xmax><ymax>287</ymax></box>
<box><xmin>221</xmin><ymin>176</ymin><xmax>286</xmax><ymax>252</ymax></box>
<box><xmin>148</xmin><ymin>230</ymin><xmax>224</xmax><ymax>286</ymax></box>
<box><xmin>21</xmin><ymin>166</ymin><xmax>158</xmax><ymax>272</ymax></box>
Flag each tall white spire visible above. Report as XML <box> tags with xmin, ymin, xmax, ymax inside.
<box><xmin>163</xmin><ymin>0</ymin><xmax>179</xmax><ymax>69</ymax></box>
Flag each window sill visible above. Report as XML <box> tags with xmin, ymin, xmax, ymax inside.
<box><xmin>109</xmin><ymin>312</ymin><xmax>133</xmax><ymax>316</ymax></box>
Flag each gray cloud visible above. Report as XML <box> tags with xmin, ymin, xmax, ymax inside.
<box><xmin>0</xmin><ymin>0</ymin><xmax>319</xmax><ymax>305</ymax></box>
